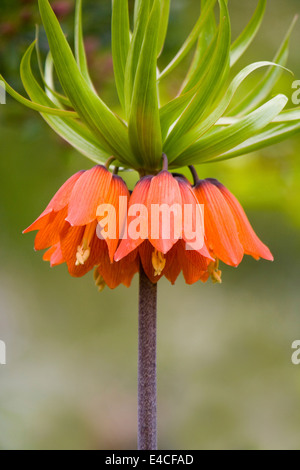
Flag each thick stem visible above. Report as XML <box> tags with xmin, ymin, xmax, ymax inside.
<box><xmin>138</xmin><ymin>266</ymin><xmax>158</xmax><ymax>450</ymax></box>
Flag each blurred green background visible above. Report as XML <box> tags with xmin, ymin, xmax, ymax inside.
<box><xmin>0</xmin><ymin>0</ymin><xmax>300</xmax><ymax>450</ymax></box>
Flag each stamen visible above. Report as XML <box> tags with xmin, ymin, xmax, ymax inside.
<box><xmin>94</xmin><ymin>269</ymin><xmax>106</xmax><ymax>292</ymax></box>
<box><xmin>152</xmin><ymin>249</ymin><xmax>166</xmax><ymax>276</ymax></box>
<box><xmin>208</xmin><ymin>259</ymin><xmax>222</xmax><ymax>284</ymax></box>
<box><xmin>75</xmin><ymin>245</ymin><xmax>91</xmax><ymax>266</ymax></box>
<box><xmin>75</xmin><ymin>221</ymin><xmax>97</xmax><ymax>266</ymax></box>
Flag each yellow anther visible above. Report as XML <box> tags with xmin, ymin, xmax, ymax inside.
<box><xmin>94</xmin><ymin>269</ymin><xmax>106</xmax><ymax>292</ymax></box>
<box><xmin>152</xmin><ymin>249</ymin><xmax>166</xmax><ymax>276</ymax></box>
<box><xmin>75</xmin><ymin>221</ymin><xmax>97</xmax><ymax>266</ymax></box>
<box><xmin>75</xmin><ymin>246</ymin><xmax>91</xmax><ymax>266</ymax></box>
<box><xmin>208</xmin><ymin>259</ymin><xmax>222</xmax><ymax>284</ymax></box>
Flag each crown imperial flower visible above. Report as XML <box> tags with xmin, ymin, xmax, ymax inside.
<box><xmin>4</xmin><ymin>0</ymin><xmax>299</xmax><ymax>451</ymax></box>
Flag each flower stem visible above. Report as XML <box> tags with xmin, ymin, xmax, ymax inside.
<box><xmin>138</xmin><ymin>265</ymin><xmax>157</xmax><ymax>450</ymax></box>
<box><xmin>189</xmin><ymin>165</ymin><xmax>200</xmax><ymax>185</ymax></box>
<box><xmin>162</xmin><ymin>153</ymin><xmax>168</xmax><ymax>171</ymax></box>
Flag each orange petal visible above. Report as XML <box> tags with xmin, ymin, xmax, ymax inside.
<box><xmin>59</xmin><ymin>224</ymin><xmax>85</xmax><ymax>275</ymax></box>
<box><xmin>23</xmin><ymin>171</ymin><xmax>84</xmax><ymax>233</ymax></box>
<box><xmin>60</xmin><ymin>224</ymin><xmax>107</xmax><ymax>277</ymax></box>
<box><xmin>176</xmin><ymin>177</ymin><xmax>212</xmax><ymax>260</ymax></box>
<box><xmin>34</xmin><ymin>207</ymin><xmax>68</xmax><ymax>250</ymax></box>
<box><xmin>43</xmin><ymin>245</ymin><xmax>56</xmax><ymax>262</ymax></box>
<box><xmin>43</xmin><ymin>243</ymin><xmax>64</xmax><ymax>266</ymax></box>
<box><xmin>114</xmin><ymin>176</ymin><xmax>152</xmax><ymax>261</ymax></box>
<box><xmin>66</xmin><ymin>165</ymin><xmax>112</xmax><ymax>226</ymax></box>
<box><xmin>183</xmin><ymin>245</ymin><xmax>210</xmax><ymax>271</ymax></box>
<box><xmin>98</xmin><ymin>249</ymin><xmax>139</xmax><ymax>289</ymax></box>
<box><xmin>194</xmin><ymin>180</ymin><xmax>244</xmax><ymax>267</ymax></box>
<box><xmin>139</xmin><ymin>240</ymin><xmax>177</xmax><ymax>284</ymax></box>
<box><xmin>23</xmin><ymin>212</ymin><xmax>52</xmax><ymax>234</ymax></box>
<box><xmin>148</xmin><ymin>171</ymin><xmax>182</xmax><ymax>254</ymax></box>
<box><xmin>163</xmin><ymin>244</ymin><xmax>181</xmax><ymax>285</ymax></box>
<box><xmin>177</xmin><ymin>241</ymin><xmax>209</xmax><ymax>285</ymax></box>
<box><xmin>97</xmin><ymin>174</ymin><xmax>130</xmax><ymax>263</ymax></box>
<box><xmin>209</xmin><ymin>179</ymin><xmax>274</xmax><ymax>261</ymax></box>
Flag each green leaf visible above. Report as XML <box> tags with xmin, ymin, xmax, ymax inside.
<box><xmin>216</xmin><ymin>107</ymin><xmax>300</xmax><ymax>126</ymax></box>
<box><xmin>210</xmin><ymin>121</ymin><xmax>300</xmax><ymax>162</ymax></box>
<box><xmin>173</xmin><ymin>94</ymin><xmax>288</xmax><ymax>166</ymax></box>
<box><xmin>112</xmin><ymin>0</ymin><xmax>130</xmax><ymax>111</ymax></box>
<box><xmin>133</xmin><ymin>0</ymin><xmax>143</xmax><ymax>27</ymax></box>
<box><xmin>157</xmin><ymin>0</ymin><xmax>171</xmax><ymax>57</ymax></box>
<box><xmin>175</xmin><ymin>61</ymin><xmax>290</xmax><ymax>157</ymax></box>
<box><xmin>272</xmin><ymin>107</ymin><xmax>300</xmax><ymax>122</ymax></box>
<box><xmin>160</xmin><ymin>20</ymin><xmax>219</xmax><ymax>140</ymax></box>
<box><xmin>164</xmin><ymin>0</ymin><xmax>231</xmax><ymax>159</ymax></box>
<box><xmin>198</xmin><ymin>0</ymin><xmax>217</xmax><ymax>56</ymax></box>
<box><xmin>180</xmin><ymin>32</ymin><xmax>218</xmax><ymax>94</ymax></box>
<box><xmin>180</xmin><ymin>0</ymin><xmax>217</xmax><ymax>93</ymax></box>
<box><xmin>159</xmin><ymin>0</ymin><xmax>217</xmax><ymax>80</ymax></box>
<box><xmin>44</xmin><ymin>51</ymin><xmax>73</xmax><ymax>108</ymax></box>
<box><xmin>229</xmin><ymin>16</ymin><xmax>297</xmax><ymax>116</ymax></box>
<box><xmin>19</xmin><ymin>42</ymin><xmax>110</xmax><ymax>164</ymax></box>
<box><xmin>128</xmin><ymin>0</ymin><xmax>162</xmax><ymax>169</ymax></box>
<box><xmin>160</xmin><ymin>87</ymin><xmax>197</xmax><ymax>142</ymax></box>
<box><xmin>230</xmin><ymin>0</ymin><xmax>266</xmax><ymax>66</ymax></box>
<box><xmin>74</xmin><ymin>0</ymin><xmax>95</xmax><ymax>91</ymax></box>
<box><xmin>38</xmin><ymin>0</ymin><xmax>134</xmax><ymax>166</ymax></box>
<box><xmin>34</xmin><ymin>26</ymin><xmax>72</xmax><ymax>109</ymax></box>
<box><xmin>0</xmin><ymin>75</ymin><xmax>78</xmax><ymax>118</ymax></box>
<box><xmin>124</xmin><ymin>0</ymin><xmax>151</xmax><ymax>117</ymax></box>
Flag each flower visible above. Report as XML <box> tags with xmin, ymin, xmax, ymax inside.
<box><xmin>24</xmin><ymin>165</ymin><xmax>138</xmax><ymax>289</ymax></box>
<box><xmin>193</xmin><ymin>178</ymin><xmax>274</xmax><ymax>283</ymax></box>
<box><xmin>114</xmin><ymin>170</ymin><xmax>212</xmax><ymax>284</ymax></box>
<box><xmin>24</xmin><ymin>164</ymin><xmax>274</xmax><ymax>288</ymax></box>
<box><xmin>5</xmin><ymin>0</ymin><xmax>294</xmax><ymax>289</ymax></box>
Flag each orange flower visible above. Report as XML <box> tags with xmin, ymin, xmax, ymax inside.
<box><xmin>24</xmin><ymin>165</ymin><xmax>273</xmax><ymax>288</ymax></box>
<box><xmin>115</xmin><ymin>171</ymin><xmax>212</xmax><ymax>284</ymax></box>
<box><xmin>193</xmin><ymin>178</ymin><xmax>273</xmax><ymax>282</ymax></box>
<box><xmin>24</xmin><ymin>165</ymin><xmax>138</xmax><ymax>289</ymax></box>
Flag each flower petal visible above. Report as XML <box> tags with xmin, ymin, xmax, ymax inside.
<box><xmin>98</xmin><ymin>249</ymin><xmax>139</xmax><ymax>289</ymax></box>
<box><xmin>23</xmin><ymin>212</ymin><xmax>52</xmax><ymax>234</ymax></box>
<box><xmin>34</xmin><ymin>207</ymin><xmax>68</xmax><ymax>250</ymax></box>
<box><xmin>139</xmin><ymin>240</ymin><xmax>177</xmax><ymax>284</ymax></box>
<box><xmin>60</xmin><ymin>224</ymin><xmax>105</xmax><ymax>277</ymax></box>
<box><xmin>147</xmin><ymin>171</ymin><xmax>182</xmax><ymax>254</ymax></box>
<box><xmin>194</xmin><ymin>180</ymin><xmax>244</xmax><ymax>266</ymax></box>
<box><xmin>97</xmin><ymin>174</ymin><xmax>130</xmax><ymax>263</ymax></box>
<box><xmin>177</xmin><ymin>241</ymin><xmax>209</xmax><ymax>285</ymax></box>
<box><xmin>114</xmin><ymin>176</ymin><xmax>152</xmax><ymax>261</ymax></box>
<box><xmin>163</xmin><ymin>245</ymin><xmax>181</xmax><ymax>285</ymax></box>
<box><xmin>176</xmin><ymin>177</ymin><xmax>212</xmax><ymax>259</ymax></box>
<box><xmin>43</xmin><ymin>243</ymin><xmax>64</xmax><ymax>266</ymax></box>
<box><xmin>23</xmin><ymin>171</ymin><xmax>84</xmax><ymax>233</ymax></box>
<box><xmin>66</xmin><ymin>165</ymin><xmax>112</xmax><ymax>226</ymax></box>
<box><xmin>209</xmin><ymin>179</ymin><xmax>274</xmax><ymax>261</ymax></box>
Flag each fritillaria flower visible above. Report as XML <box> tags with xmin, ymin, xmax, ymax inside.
<box><xmin>192</xmin><ymin>175</ymin><xmax>274</xmax><ymax>283</ymax></box>
<box><xmin>114</xmin><ymin>164</ymin><xmax>212</xmax><ymax>283</ymax></box>
<box><xmin>4</xmin><ymin>0</ymin><xmax>299</xmax><ymax>451</ymax></box>
<box><xmin>24</xmin><ymin>165</ymin><xmax>138</xmax><ymax>288</ymax></box>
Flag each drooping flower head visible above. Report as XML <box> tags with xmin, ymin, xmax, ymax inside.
<box><xmin>24</xmin><ymin>165</ymin><xmax>139</xmax><ymax>289</ymax></box>
<box><xmin>3</xmin><ymin>0</ymin><xmax>295</xmax><ymax>289</ymax></box>
<box><xmin>193</xmin><ymin>176</ymin><xmax>274</xmax><ymax>283</ymax></box>
<box><xmin>115</xmin><ymin>157</ymin><xmax>213</xmax><ymax>284</ymax></box>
